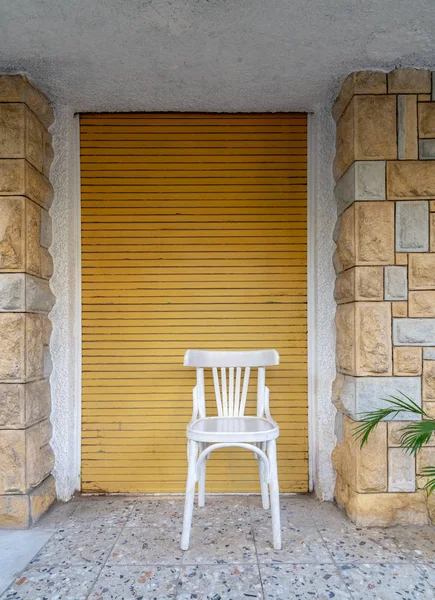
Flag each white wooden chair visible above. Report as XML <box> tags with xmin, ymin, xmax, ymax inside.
<box><xmin>181</xmin><ymin>349</ymin><xmax>281</xmax><ymax>550</ymax></box>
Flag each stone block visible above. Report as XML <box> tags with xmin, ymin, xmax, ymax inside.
<box><xmin>43</xmin><ymin>347</ymin><xmax>53</xmax><ymax>378</ymax></box>
<box><xmin>424</xmin><ymin>349</ymin><xmax>435</xmax><ymax>360</ymax></box>
<box><xmin>25</xmin><ymin>275</ymin><xmax>55</xmax><ymax>314</ymax></box>
<box><xmin>333</xmin><ymin>71</ymin><xmax>387</xmax><ymax>122</ymax></box>
<box><xmin>418</xmin><ymin>102</ymin><xmax>435</xmax><ymax>138</ymax></box>
<box><xmin>409</xmin><ymin>253</ymin><xmax>435</xmax><ymax>289</ymax></box>
<box><xmin>409</xmin><ymin>291</ymin><xmax>435</xmax><ymax>318</ymax></box>
<box><xmin>425</xmin><ymin>402</ymin><xmax>435</xmax><ymax>418</ymax></box>
<box><xmin>355</xmin><ymin>202</ymin><xmax>395</xmax><ymax>266</ymax></box>
<box><xmin>0</xmin><ymin>379</ymin><xmax>50</xmax><ymax>429</ymax></box>
<box><xmin>42</xmin><ymin>316</ymin><xmax>52</xmax><ymax>346</ymax></box>
<box><xmin>431</xmin><ymin>201</ymin><xmax>435</xmax><ymax>212</ymax></box>
<box><xmin>28</xmin><ymin>474</ymin><xmax>56</xmax><ymax>525</ymax></box>
<box><xmin>384</xmin><ymin>266</ymin><xmax>408</xmax><ymax>300</ymax></box>
<box><xmin>398</xmin><ymin>95</ymin><xmax>418</xmax><ymax>160</ymax></box>
<box><xmin>335</xmin><ymin>474</ymin><xmax>428</xmax><ymax>527</ymax></box>
<box><xmin>419</xmin><ymin>94</ymin><xmax>432</xmax><ymax>101</ymax></box>
<box><xmin>0</xmin><ymin>159</ymin><xmax>53</xmax><ymax>209</ymax></box>
<box><xmin>335</xmin><ymin>204</ymin><xmax>355</xmax><ymax>272</ymax></box>
<box><xmin>0</xmin><ymin>429</ymin><xmax>25</xmax><ymax>493</ymax></box>
<box><xmin>334</xmin><ymin>161</ymin><xmax>385</xmax><ymax>216</ymax></box>
<box><xmin>42</xmin><ymin>131</ymin><xmax>54</xmax><ymax>178</ymax></box>
<box><xmin>40</xmin><ymin>209</ymin><xmax>52</xmax><ymax>248</ymax></box>
<box><xmin>0</xmin><ymin>474</ymin><xmax>56</xmax><ymax>528</ymax></box>
<box><xmin>431</xmin><ymin>214</ymin><xmax>435</xmax><ymax>252</ymax></box>
<box><xmin>423</xmin><ymin>360</ymin><xmax>435</xmax><ymax>401</ymax></box>
<box><xmin>334</xmin><ymin>266</ymin><xmax>383</xmax><ymax>304</ymax></box>
<box><xmin>0</xmin><ymin>196</ymin><xmax>25</xmax><ymax>271</ymax></box>
<box><xmin>388</xmin><ymin>421</ymin><xmax>409</xmax><ymax>447</ymax></box>
<box><xmin>396</xmin><ymin>201</ymin><xmax>429</xmax><ymax>252</ymax></box>
<box><xmin>394</xmin><ymin>318</ymin><xmax>435</xmax><ymax>346</ymax></box>
<box><xmin>25</xmin><ymin>108</ymin><xmax>44</xmax><ymax>173</ymax></box>
<box><xmin>395</xmin><ymin>253</ymin><xmax>408</xmax><ymax>265</ymax></box>
<box><xmin>0</xmin><ymin>313</ymin><xmax>25</xmax><ymax>381</ymax></box>
<box><xmin>26</xmin><ymin>419</ymin><xmax>54</xmax><ymax>489</ymax></box>
<box><xmin>388</xmin><ymin>448</ymin><xmax>416</xmax><ymax>492</ymax></box>
<box><xmin>0</xmin><ymin>75</ymin><xmax>54</xmax><ymax>129</ymax></box>
<box><xmin>392</xmin><ymin>302</ymin><xmax>407</xmax><ymax>318</ymax></box>
<box><xmin>337</xmin><ymin>375</ymin><xmax>422</xmax><ymax>421</ymax></box>
<box><xmin>40</xmin><ymin>248</ymin><xmax>53</xmax><ymax>279</ymax></box>
<box><xmin>417</xmin><ymin>447</ymin><xmax>435</xmax><ymax>474</ymax></box>
<box><xmin>332</xmin><ymin>415</ymin><xmax>387</xmax><ymax>492</ymax></box>
<box><xmin>0</xmin><ymin>274</ymin><xmax>55</xmax><ymax>313</ymax></box>
<box><xmin>335</xmin><ymin>303</ymin><xmax>355</xmax><ymax>374</ymax></box>
<box><xmin>26</xmin><ymin>314</ymin><xmax>44</xmax><ymax>381</ymax></box>
<box><xmin>0</xmin><ymin>104</ymin><xmax>25</xmax><ymax>158</ymax></box>
<box><xmin>0</xmin><ymin>273</ymin><xmax>24</xmax><ymax>311</ymax></box>
<box><xmin>419</xmin><ymin>139</ymin><xmax>435</xmax><ymax>160</ymax></box>
<box><xmin>393</xmin><ymin>347</ymin><xmax>422</xmax><ymax>376</ymax></box>
<box><xmin>332</xmin><ymin>217</ymin><xmax>341</xmax><ymax>243</ymax></box>
<box><xmin>388</xmin><ymin>68</ymin><xmax>431</xmax><ymax>94</ymax></box>
<box><xmin>25</xmin><ymin>198</ymin><xmax>41</xmax><ymax>276</ymax></box>
<box><xmin>334</xmin><ymin>100</ymin><xmax>355</xmax><ymax>181</ymax></box>
<box><xmin>334</xmin><ymin>96</ymin><xmax>397</xmax><ymax>181</ymax></box>
<box><xmin>387</xmin><ymin>161</ymin><xmax>435</xmax><ymax>199</ymax></box>
<box><xmin>336</xmin><ymin>302</ymin><xmax>392</xmax><ymax>376</ymax></box>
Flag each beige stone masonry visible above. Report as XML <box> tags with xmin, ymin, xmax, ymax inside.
<box><xmin>0</xmin><ymin>74</ymin><xmax>55</xmax><ymax>527</ymax></box>
<box><xmin>334</xmin><ymin>95</ymin><xmax>397</xmax><ymax>181</ymax></box>
<box><xmin>387</xmin><ymin>161</ymin><xmax>435</xmax><ymax>199</ymax></box>
<box><xmin>418</xmin><ymin>102</ymin><xmax>435</xmax><ymax>138</ymax></box>
<box><xmin>333</xmin><ymin>68</ymin><xmax>435</xmax><ymax>527</ymax></box>
<box><xmin>393</xmin><ymin>347</ymin><xmax>422</xmax><ymax>376</ymax></box>
<box><xmin>388</xmin><ymin>68</ymin><xmax>431</xmax><ymax>94</ymax></box>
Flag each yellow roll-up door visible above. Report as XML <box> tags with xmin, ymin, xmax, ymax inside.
<box><xmin>80</xmin><ymin>113</ymin><xmax>308</xmax><ymax>494</ymax></box>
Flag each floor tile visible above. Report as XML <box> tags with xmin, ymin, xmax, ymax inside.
<box><xmin>249</xmin><ymin>496</ymin><xmax>315</xmax><ymax>528</ymax></box>
<box><xmin>29</xmin><ymin>525</ymin><xmax>120</xmax><ymax>567</ymax></box>
<box><xmin>177</xmin><ymin>565</ymin><xmax>262</xmax><ymax>599</ymax></box>
<box><xmin>89</xmin><ymin>565</ymin><xmax>180</xmax><ymax>599</ymax></box>
<box><xmin>260</xmin><ymin>563</ymin><xmax>352</xmax><ymax>599</ymax></box>
<box><xmin>33</xmin><ymin>499</ymin><xmax>79</xmax><ymax>529</ymax></box>
<box><xmin>339</xmin><ymin>563</ymin><xmax>435</xmax><ymax>599</ymax></box>
<box><xmin>192</xmin><ymin>495</ymin><xmax>251</xmax><ymax>528</ymax></box>
<box><xmin>107</xmin><ymin>526</ymin><xmax>184</xmax><ymax>566</ymax></box>
<box><xmin>0</xmin><ymin>564</ymin><xmax>99</xmax><ymax>600</ymax></box>
<box><xmin>66</xmin><ymin>496</ymin><xmax>134</xmax><ymax>528</ymax></box>
<box><xmin>128</xmin><ymin>497</ymin><xmax>184</xmax><ymax>528</ymax></box>
<box><xmin>388</xmin><ymin>526</ymin><xmax>435</xmax><ymax>563</ymax></box>
<box><xmin>309</xmin><ymin>502</ymin><xmax>354</xmax><ymax>528</ymax></box>
<box><xmin>182</xmin><ymin>525</ymin><xmax>257</xmax><ymax>565</ymax></box>
<box><xmin>0</xmin><ymin>530</ymin><xmax>55</xmax><ymax>596</ymax></box>
<box><xmin>320</xmin><ymin>527</ymin><xmax>405</xmax><ymax>563</ymax></box>
<box><xmin>254</xmin><ymin>525</ymin><xmax>333</xmax><ymax>564</ymax></box>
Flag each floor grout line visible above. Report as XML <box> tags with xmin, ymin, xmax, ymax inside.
<box><xmin>249</xmin><ymin>495</ymin><xmax>267</xmax><ymax>600</ymax></box>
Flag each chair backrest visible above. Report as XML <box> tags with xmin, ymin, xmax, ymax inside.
<box><xmin>184</xmin><ymin>350</ymin><xmax>279</xmax><ymax>419</ymax></box>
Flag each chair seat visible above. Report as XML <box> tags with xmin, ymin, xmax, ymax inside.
<box><xmin>187</xmin><ymin>416</ymin><xmax>279</xmax><ymax>443</ymax></box>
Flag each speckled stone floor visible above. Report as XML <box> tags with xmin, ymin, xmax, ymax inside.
<box><xmin>1</xmin><ymin>494</ymin><xmax>435</xmax><ymax>599</ymax></box>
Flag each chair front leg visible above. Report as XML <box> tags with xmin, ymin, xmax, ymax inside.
<box><xmin>198</xmin><ymin>442</ymin><xmax>207</xmax><ymax>507</ymax></box>
<box><xmin>181</xmin><ymin>439</ymin><xmax>198</xmax><ymax>550</ymax></box>
<box><xmin>267</xmin><ymin>439</ymin><xmax>281</xmax><ymax>550</ymax></box>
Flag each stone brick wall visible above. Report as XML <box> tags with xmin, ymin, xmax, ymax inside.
<box><xmin>332</xmin><ymin>68</ymin><xmax>435</xmax><ymax>526</ymax></box>
<box><xmin>0</xmin><ymin>75</ymin><xmax>56</xmax><ymax>527</ymax></box>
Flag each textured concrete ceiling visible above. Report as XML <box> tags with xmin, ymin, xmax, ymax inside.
<box><xmin>1</xmin><ymin>0</ymin><xmax>435</xmax><ymax>112</ymax></box>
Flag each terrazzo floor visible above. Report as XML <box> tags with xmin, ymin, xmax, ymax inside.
<box><xmin>1</xmin><ymin>494</ymin><xmax>435</xmax><ymax>599</ymax></box>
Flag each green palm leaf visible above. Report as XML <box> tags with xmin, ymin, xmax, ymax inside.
<box><xmin>353</xmin><ymin>392</ymin><xmax>428</xmax><ymax>448</ymax></box>
<box><xmin>420</xmin><ymin>467</ymin><xmax>435</xmax><ymax>496</ymax></box>
<box><xmin>400</xmin><ymin>421</ymin><xmax>435</xmax><ymax>454</ymax></box>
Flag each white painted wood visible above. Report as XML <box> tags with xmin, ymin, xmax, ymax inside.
<box><xmin>181</xmin><ymin>439</ymin><xmax>199</xmax><ymax>550</ymax></box>
<box><xmin>184</xmin><ymin>349</ymin><xmax>279</xmax><ymax>368</ymax></box>
<box><xmin>181</xmin><ymin>349</ymin><xmax>281</xmax><ymax>550</ymax></box>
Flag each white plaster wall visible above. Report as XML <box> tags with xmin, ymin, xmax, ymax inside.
<box><xmin>49</xmin><ymin>106</ymin><xmax>81</xmax><ymax>501</ymax></box>
<box><xmin>48</xmin><ymin>104</ymin><xmax>338</xmax><ymax>501</ymax></box>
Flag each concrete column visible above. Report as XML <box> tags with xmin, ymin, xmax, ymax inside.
<box><xmin>0</xmin><ymin>75</ymin><xmax>56</xmax><ymax>527</ymax></box>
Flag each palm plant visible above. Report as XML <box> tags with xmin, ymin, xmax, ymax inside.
<box><xmin>353</xmin><ymin>392</ymin><xmax>435</xmax><ymax>495</ymax></box>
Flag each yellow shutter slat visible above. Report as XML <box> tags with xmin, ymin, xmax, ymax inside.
<box><xmin>80</xmin><ymin>112</ymin><xmax>308</xmax><ymax>494</ymax></box>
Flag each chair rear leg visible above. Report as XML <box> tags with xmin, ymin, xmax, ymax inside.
<box><xmin>267</xmin><ymin>439</ymin><xmax>281</xmax><ymax>550</ymax></box>
<box><xmin>181</xmin><ymin>440</ymin><xmax>198</xmax><ymax>550</ymax></box>
<box><xmin>258</xmin><ymin>446</ymin><xmax>270</xmax><ymax>510</ymax></box>
<box><xmin>198</xmin><ymin>442</ymin><xmax>206</xmax><ymax>507</ymax></box>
